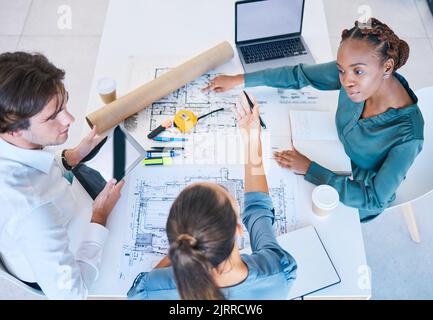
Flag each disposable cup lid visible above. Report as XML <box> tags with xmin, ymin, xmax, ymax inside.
<box><xmin>312</xmin><ymin>185</ymin><xmax>339</xmax><ymax>210</ymax></box>
<box><xmin>97</xmin><ymin>77</ymin><xmax>116</xmax><ymax>94</ymax></box>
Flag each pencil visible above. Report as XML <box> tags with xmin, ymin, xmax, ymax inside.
<box><xmin>243</xmin><ymin>90</ymin><xmax>267</xmax><ymax>129</ymax></box>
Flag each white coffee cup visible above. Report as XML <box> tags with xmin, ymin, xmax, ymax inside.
<box><xmin>97</xmin><ymin>77</ymin><xmax>117</xmax><ymax>104</ymax></box>
<box><xmin>312</xmin><ymin>185</ymin><xmax>339</xmax><ymax>217</ymax></box>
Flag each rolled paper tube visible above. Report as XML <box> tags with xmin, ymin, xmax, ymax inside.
<box><xmin>86</xmin><ymin>41</ymin><xmax>234</xmax><ymax>133</ymax></box>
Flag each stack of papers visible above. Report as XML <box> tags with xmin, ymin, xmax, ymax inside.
<box><xmin>278</xmin><ymin>225</ymin><xmax>340</xmax><ymax>299</ymax></box>
<box><xmin>241</xmin><ymin>225</ymin><xmax>341</xmax><ymax>299</ymax></box>
<box><xmin>289</xmin><ymin>110</ymin><xmax>352</xmax><ymax>175</ymax></box>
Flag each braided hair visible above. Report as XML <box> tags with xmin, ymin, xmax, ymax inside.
<box><xmin>341</xmin><ymin>17</ymin><xmax>409</xmax><ymax>72</ymax></box>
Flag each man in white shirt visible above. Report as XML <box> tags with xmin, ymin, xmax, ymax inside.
<box><xmin>0</xmin><ymin>52</ymin><xmax>124</xmax><ymax>299</ymax></box>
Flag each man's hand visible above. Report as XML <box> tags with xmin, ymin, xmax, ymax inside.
<box><xmin>202</xmin><ymin>74</ymin><xmax>244</xmax><ymax>93</ymax></box>
<box><xmin>64</xmin><ymin>126</ymin><xmax>106</xmax><ymax>167</ymax></box>
<box><xmin>273</xmin><ymin>148</ymin><xmax>312</xmax><ymax>175</ymax></box>
<box><xmin>91</xmin><ymin>179</ymin><xmax>125</xmax><ymax>226</ymax></box>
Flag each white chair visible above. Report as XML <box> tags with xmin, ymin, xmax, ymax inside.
<box><xmin>0</xmin><ymin>258</ymin><xmax>46</xmax><ymax>300</ymax></box>
<box><xmin>385</xmin><ymin>86</ymin><xmax>433</xmax><ymax>243</ymax></box>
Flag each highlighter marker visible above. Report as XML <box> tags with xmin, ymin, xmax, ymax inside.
<box><xmin>141</xmin><ymin>157</ymin><xmax>173</xmax><ymax>166</ymax></box>
<box><xmin>152</xmin><ymin>136</ymin><xmax>188</xmax><ymax>142</ymax></box>
<box><xmin>146</xmin><ymin>151</ymin><xmax>179</xmax><ymax>158</ymax></box>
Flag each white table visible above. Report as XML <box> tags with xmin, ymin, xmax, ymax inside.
<box><xmin>84</xmin><ymin>0</ymin><xmax>371</xmax><ymax>299</ymax></box>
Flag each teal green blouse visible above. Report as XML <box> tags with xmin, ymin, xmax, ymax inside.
<box><xmin>245</xmin><ymin>61</ymin><xmax>424</xmax><ymax>222</ymax></box>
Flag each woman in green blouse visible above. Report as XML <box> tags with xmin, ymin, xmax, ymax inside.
<box><xmin>204</xmin><ymin>18</ymin><xmax>424</xmax><ymax>222</ymax></box>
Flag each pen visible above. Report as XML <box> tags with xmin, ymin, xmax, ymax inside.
<box><xmin>150</xmin><ymin>146</ymin><xmax>185</xmax><ymax>151</ymax></box>
<box><xmin>146</xmin><ymin>151</ymin><xmax>180</xmax><ymax>158</ymax></box>
<box><xmin>152</xmin><ymin>136</ymin><xmax>188</xmax><ymax>142</ymax></box>
<box><xmin>243</xmin><ymin>90</ymin><xmax>267</xmax><ymax>129</ymax></box>
<box><xmin>141</xmin><ymin>157</ymin><xmax>173</xmax><ymax>166</ymax></box>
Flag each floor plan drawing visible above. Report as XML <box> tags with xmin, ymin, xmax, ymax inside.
<box><xmin>116</xmin><ymin>164</ymin><xmax>300</xmax><ymax>291</ymax></box>
<box><xmin>123</xmin><ymin>68</ymin><xmax>242</xmax><ymax>163</ymax></box>
<box><xmin>104</xmin><ymin>59</ymin><xmax>337</xmax><ymax>294</ymax></box>
<box><xmin>122</xmin><ymin>61</ymin><xmax>338</xmax><ymax>167</ymax></box>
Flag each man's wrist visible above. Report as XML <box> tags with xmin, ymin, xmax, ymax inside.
<box><xmin>63</xmin><ymin>148</ymin><xmax>81</xmax><ymax>168</ymax></box>
<box><xmin>91</xmin><ymin>214</ymin><xmax>107</xmax><ymax>226</ymax></box>
<box><xmin>61</xmin><ymin>149</ymin><xmax>74</xmax><ymax>170</ymax></box>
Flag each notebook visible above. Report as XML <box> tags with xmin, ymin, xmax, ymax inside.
<box><xmin>289</xmin><ymin>110</ymin><xmax>352</xmax><ymax>175</ymax></box>
<box><xmin>277</xmin><ymin>226</ymin><xmax>341</xmax><ymax>299</ymax></box>
<box><xmin>240</xmin><ymin>225</ymin><xmax>340</xmax><ymax>299</ymax></box>
<box><xmin>235</xmin><ymin>0</ymin><xmax>315</xmax><ymax>73</ymax></box>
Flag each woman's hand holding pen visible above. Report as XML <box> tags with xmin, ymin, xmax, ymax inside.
<box><xmin>233</xmin><ymin>93</ymin><xmax>268</xmax><ymax>191</ymax></box>
<box><xmin>202</xmin><ymin>74</ymin><xmax>245</xmax><ymax>93</ymax></box>
<box><xmin>233</xmin><ymin>92</ymin><xmax>264</xmax><ymax>178</ymax></box>
<box><xmin>232</xmin><ymin>92</ymin><xmax>261</xmax><ymax>141</ymax></box>
<box><xmin>273</xmin><ymin>148</ymin><xmax>312</xmax><ymax>175</ymax></box>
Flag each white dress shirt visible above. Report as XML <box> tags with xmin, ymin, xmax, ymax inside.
<box><xmin>0</xmin><ymin>137</ymin><xmax>108</xmax><ymax>299</ymax></box>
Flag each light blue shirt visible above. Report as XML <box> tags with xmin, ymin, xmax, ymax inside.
<box><xmin>127</xmin><ymin>192</ymin><xmax>297</xmax><ymax>300</ymax></box>
<box><xmin>245</xmin><ymin>62</ymin><xmax>424</xmax><ymax>222</ymax></box>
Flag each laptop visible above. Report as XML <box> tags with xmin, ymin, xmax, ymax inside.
<box><xmin>235</xmin><ymin>0</ymin><xmax>315</xmax><ymax>73</ymax></box>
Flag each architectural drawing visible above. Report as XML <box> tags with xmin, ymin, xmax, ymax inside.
<box><xmin>117</xmin><ymin>164</ymin><xmax>299</xmax><ymax>288</ymax></box>
<box><xmin>108</xmin><ymin>59</ymin><xmax>338</xmax><ymax>294</ymax></box>
<box><xmin>277</xmin><ymin>88</ymin><xmax>320</xmax><ymax>105</ymax></box>
<box><xmin>123</xmin><ymin>68</ymin><xmax>241</xmax><ymax>164</ymax></box>
<box><xmin>123</xmin><ymin>61</ymin><xmax>338</xmax><ymax>166</ymax></box>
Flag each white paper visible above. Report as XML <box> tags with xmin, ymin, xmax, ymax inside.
<box><xmin>108</xmin><ymin>163</ymin><xmax>303</xmax><ymax>294</ymax></box>
<box><xmin>277</xmin><ymin>225</ymin><xmax>340</xmax><ymax>299</ymax></box>
<box><xmin>293</xmin><ymin>140</ymin><xmax>351</xmax><ymax>174</ymax></box>
<box><xmin>124</xmin><ymin>56</ymin><xmax>340</xmax><ymax>166</ymax></box>
<box><xmin>124</xmin><ymin>60</ymin><xmax>243</xmax><ymax>165</ymax></box>
<box><xmin>289</xmin><ymin>110</ymin><xmax>338</xmax><ymax>141</ymax></box>
<box><xmin>241</xmin><ymin>225</ymin><xmax>340</xmax><ymax>299</ymax></box>
<box><xmin>289</xmin><ymin>110</ymin><xmax>352</xmax><ymax>174</ymax></box>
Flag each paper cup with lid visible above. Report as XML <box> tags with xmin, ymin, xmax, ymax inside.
<box><xmin>97</xmin><ymin>77</ymin><xmax>117</xmax><ymax>104</ymax></box>
<box><xmin>312</xmin><ymin>185</ymin><xmax>339</xmax><ymax>217</ymax></box>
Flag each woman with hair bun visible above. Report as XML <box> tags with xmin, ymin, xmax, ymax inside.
<box><xmin>204</xmin><ymin>18</ymin><xmax>424</xmax><ymax>222</ymax></box>
<box><xmin>127</xmin><ymin>92</ymin><xmax>297</xmax><ymax>300</ymax></box>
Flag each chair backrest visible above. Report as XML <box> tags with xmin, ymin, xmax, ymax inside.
<box><xmin>391</xmin><ymin>86</ymin><xmax>433</xmax><ymax>207</ymax></box>
<box><xmin>0</xmin><ymin>257</ymin><xmax>46</xmax><ymax>299</ymax></box>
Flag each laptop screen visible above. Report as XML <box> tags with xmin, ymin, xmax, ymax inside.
<box><xmin>236</xmin><ymin>0</ymin><xmax>304</xmax><ymax>43</ymax></box>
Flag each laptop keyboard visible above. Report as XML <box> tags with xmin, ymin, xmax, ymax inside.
<box><xmin>240</xmin><ymin>38</ymin><xmax>307</xmax><ymax>64</ymax></box>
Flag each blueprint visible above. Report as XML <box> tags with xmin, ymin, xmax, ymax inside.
<box><xmin>123</xmin><ymin>59</ymin><xmax>338</xmax><ymax>163</ymax></box>
<box><xmin>124</xmin><ymin>68</ymin><xmax>238</xmax><ymax>134</ymax></box>
<box><xmin>107</xmin><ymin>59</ymin><xmax>338</xmax><ymax>294</ymax></box>
<box><xmin>123</xmin><ymin>68</ymin><xmax>243</xmax><ymax>164</ymax></box>
<box><xmin>116</xmin><ymin>163</ymin><xmax>301</xmax><ymax>291</ymax></box>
